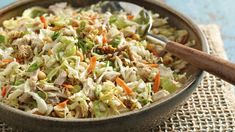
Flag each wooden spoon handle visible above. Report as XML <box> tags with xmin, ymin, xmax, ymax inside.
<box><xmin>166</xmin><ymin>41</ymin><xmax>235</xmax><ymax>84</ymax></box>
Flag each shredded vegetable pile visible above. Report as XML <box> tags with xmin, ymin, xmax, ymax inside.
<box><xmin>0</xmin><ymin>3</ymin><xmax>194</xmax><ymax>118</ymax></box>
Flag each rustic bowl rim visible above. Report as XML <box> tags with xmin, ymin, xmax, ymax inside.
<box><xmin>0</xmin><ymin>0</ymin><xmax>208</xmax><ymax>123</ymax></box>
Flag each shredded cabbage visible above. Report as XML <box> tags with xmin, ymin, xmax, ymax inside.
<box><xmin>0</xmin><ymin>2</ymin><xmax>192</xmax><ymax>118</ymax></box>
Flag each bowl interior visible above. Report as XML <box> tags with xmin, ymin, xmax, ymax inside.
<box><xmin>0</xmin><ymin>0</ymin><xmax>207</xmax><ymax>121</ymax></box>
<box><xmin>0</xmin><ymin>0</ymin><xmax>206</xmax><ymax>76</ymax></box>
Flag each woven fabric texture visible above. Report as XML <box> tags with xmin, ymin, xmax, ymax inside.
<box><xmin>153</xmin><ymin>73</ymin><xmax>235</xmax><ymax>131</ymax></box>
<box><xmin>1</xmin><ymin>25</ymin><xmax>234</xmax><ymax>132</ymax></box>
<box><xmin>153</xmin><ymin>24</ymin><xmax>235</xmax><ymax>131</ymax></box>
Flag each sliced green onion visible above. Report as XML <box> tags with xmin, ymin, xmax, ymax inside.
<box><xmin>109</xmin><ymin>36</ymin><xmax>121</xmax><ymax>48</ymax></box>
<box><xmin>0</xmin><ymin>35</ymin><xmax>5</xmax><ymax>43</ymax></box>
<box><xmin>71</xmin><ymin>85</ymin><xmax>81</xmax><ymax>94</ymax></box>
<box><xmin>76</xmin><ymin>21</ymin><xmax>86</xmax><ymax>34</ymax></box>
<box><xmin>27</xmin><ymin>63</ymin><xmax>39</xmax><ymax>72</ymax></box>
<box><xmin>109</xmin><ymin>15</ymin><xmax>117</xmax><ymax>24</ymax></box>
<box><xmin>37</xmin><ymin>90</ymin><xmax>48</xmax><ymax>100</ymax></box>
<box><xmin>14</xmin><ymin>80</ymin><xmax>25</xmax><ymax>86</ymax></box>
<box><xmin>22</xmin><ymin>7</ymin><xmax>47</xmax><ymax>18</ymax></box>
<box><xmin>51</xmin><ymin>32</ymin><xmax>60</xmax><ymax>41</ymax></box>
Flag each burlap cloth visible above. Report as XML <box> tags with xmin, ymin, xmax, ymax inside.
<box><xmin>1</xmin><ymin>24</ymin><xmax>235</xmax><ymax>131</ymax></box>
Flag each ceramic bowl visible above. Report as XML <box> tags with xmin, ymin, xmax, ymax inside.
<box><xmin>0</xmin><ymin>0</ymin><xmax>208</xmax><ymax>131</ymax></box>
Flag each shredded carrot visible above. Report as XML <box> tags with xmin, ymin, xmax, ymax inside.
<box><xmin>57</xmin><ymin>100</ymin><xmax>69</xmax><ymax>108</ymax></box>
<box><xmin>0</xmin><ymin>59</ymin><xmax>14</xmax><ymax>63</ymax></box>
<box><xmin>141</xmin><ymin>60</ymin><xmax>148</xmax><ymax>64</ymax></box>
<box><xmin>102</xmin><ymin>33</ymin><xmax>107</xmax><ymax>44</ymax></box>
<box><xmin>127</xmin><ymin>15</ymin><xmax>134</xmax><ymax>20</ymax></box>
<box><xmin>40</xmin><ymin>16</ymin><xmax>47</xmax><ymax>29</ymax></box>
<box><xmin>146</xmin><ymin>63</ymin><xmax>159</xmax><ymax>68</ymax></box>
<box><xmin>143</xmin><ymin>62</ymin><xmax>158</xmax><ymax>68</ymax></box>
<box><xmin>116</xmin><ymin>77</ymin><xmax>132</xmax><ymax>95</ymax></box>
<box><xmin>153</xmin><ymin>72</ymin><xmax>160</xmax><ymax>93</ymax></box>
<box><xmin>146</xmin><ymin>43</ymin><xmax>159</xmax><ymax>56</ymax></box>
<box><xmin>62</xmin><ymin>84</ymin><xmax>74</xmax><ymax>89</ymax></box>
<box><xmin>152</xmin><ymin>51</ymin><xmax>159</xmax><ymax>56</ymax></box>
<box><xmin>1</xmin><ymin>86</ymin><xmax>7</xmax><ymax>97</ymax></box>
<box><xmin>87</xmin><ymin>56</ymin><xmax>97</xmax><ymax>74</ymax></box>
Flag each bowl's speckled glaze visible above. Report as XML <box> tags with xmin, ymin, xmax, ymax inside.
<box><xmin>0</xmin><ymin>0</ymin><xmax>208</xmax><ymax>131</ymax></box>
